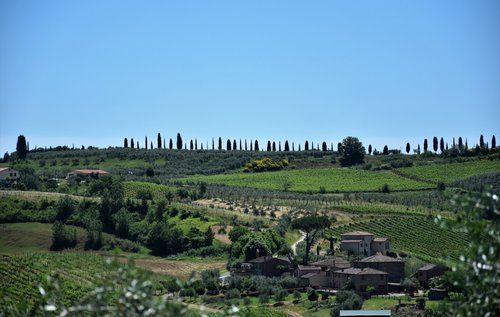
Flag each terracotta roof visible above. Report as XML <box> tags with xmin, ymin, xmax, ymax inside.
<box><xmin>357</xmin><ymin>253</ymin><xmax>403</xmax><ymax>263</ymax></box>
<box><xmin>0</xmin><ymin>167</ymin><xmax>9</xmax><ymax>172</ymax></box>
<box><xmin>341</xmin><ymin>231</ymin><xmax>374</xmax><ymax>236</ymax></box>
<box><xmin>311</xmin><ymin>258</ymin><xmax>351</xmax><ymax>268</ymax></box>
<box><xmin>74</xmin><ymin>169</ymin><xmax>109</xmax><ymax>174</ymax></box>
<box><xmin>335</xmin><ymin>267</ymin><xmax>388</xmax><ymax>275</ymax></box>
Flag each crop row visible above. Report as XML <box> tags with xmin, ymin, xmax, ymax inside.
<box><xmin>327</xmin><ymin>216</ymin><xmax>469</xmax><ymax>262</ymax></box>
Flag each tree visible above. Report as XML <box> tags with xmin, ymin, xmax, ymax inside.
<box><xmin>433</xmin><ymin>137</ymin><xmax>438</xmax><ymax>153</ymax></box>
<box><xmin>278</xmin><ymin>141</ymin><xmax>281</xmax><ymax>151</ymax></box>
<box><xmin>169</xmin><ymin>138</ymin><xmax>173</xmax><ymax>150</ymax></box>
<box><xmin>176</xmin><ymin>133</ymin><xmax>182</xmax><ymax>150</ymax></box>
<box><xmin>157</xmin><ymin>133</ymin><xmax>162</xmax><ymax>149</ymax></box>
<box><xmin>405</xmin><ymin>142</ymin><xmax>410</xmax><ymax>154</ymax></box>
<box><xmin>190</xmin><ymin>140</ymin><xmax>194</xmax><ymax>150</ymax></box>
<box><xmin>195</xmin><ymin>139</ymin><xmax>198</xmax><ymax>150</ymax></box>
<box><xmin>226</xmin><ymin>139</ymin><xmax>231</xmax><ymax>151</ymax></box>
<box><xmin>440</xmin><ymin>137</ymin><xmax>444</xmax><ymax>153</ymax></box>
<box><xmin>492</xmin><ymin>135</ymin><xmax>496</xmax><ymax>149</ymax></box>
<box><xmin>437</xmin><ymin>189</ymin><xmax>500</xmax><ymax>316</ymax></box>
<box><xmin>51</xmin><ymin>221</ymin><xmax>76</xmax><ymax>251</ymax></box>
<box><xmin>339</xmin><ymin>136</ymin><xmax>366</xmax><ymax>167</ymax></box>
<box><xmin>284</xmin><ymin>141</ymin><xmax>290</xmax><ymax>151</ymax></box>
<box><xmin>233</xmin><ymin>139</ymin><xmax>237</xmax><ymax>150</ymax></box>
<box><xmin>292</xmin><ymin>215</ymin><xmax>332</xmax><ymax>264</ymax></box>
<box><xmin>16</xmin><ymin>135</ymin><xmax>27</xmax><ymax>159</ymax></box>
<box><xmin>267</xmin><ymin>141</ymin><xmax>271</xmax><ymax>151</ymax></box>
<box><xmin>55</xmin><ymin>195</ymin><xmax>76</xmax><ymax>222</ymax></box>
<box><xmin>145</xmin><ymin>136</ymin><xmax>148</xmax><ymax>149</ymax></box>
<box><xmin>130</xmin><ymin>138</ymin><xmax>135</xmax><ymax>149</ymax></box>
<box><xmin>305</xmin><ymin>141</ymin><xmax>309</xmax><ymax>151</ymax></box>
<box><xmin>458</xmin><ymin>137</ymin><xmax>463</xmax><ymax>152</ymax></box>
<box><xmin>368</xmin><ymin>144</ymin><xmax>372</xmax><ymax>155</ymax></box>
<box><xmin>124</xmin><ymin>138</ymin><xmax>128</xmax><ymax>148</ymax></box>
<box><xmin>480</xmin><ymin>134</ymin><xmax>485</xmax><ymax>148</ymax></box>
<box><xmin>337</xmin><ymin>142</ymin><xmax>342</xmax><ymax>153</ymax></box>
<box><xmin>383</xmin><ymin>145</ymin><xmax>389</xmax><ymax>155</ymax></box>
<box><xmin>423</xmin><ymin>139</ymin><xmax>428</xmax><ymax>152</ymax></box>
<box><xmin>218</xmin><ymin>137</ymin><xmax>222</xmax><ymax>150</ymax></box>
<box><xmin>254</xmin><ymin>140</ymin><xmax>259</xmax><ymax>151</ymax></box>
<box><xmin>322</xmin><ymin>142</ymin><xmax>327</xmax><ymax>152</ymax></box>
<box><xmin>272</xmin><ymin>142</ymin><xmax>276</xmax><ymax>152</ymax></box>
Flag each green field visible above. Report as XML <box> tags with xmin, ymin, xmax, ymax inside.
<box><xmin>182</xmin><ymin>168</ymin><xmax>433</xmax><ymax>193</ymax></box>
<box><xmin>327</xmin><ymin>216</ymin><xmax>469</xmax><ymax>263</ymax></box>
<box><xmin>396</xmin><ymin>159</ymin><xmax>500</xmax><ymax>184</ymax></box>
<box><xmin>123</xmin><ymin>181</ymin><xmax>176</xmax><ymax>200</ymax></box>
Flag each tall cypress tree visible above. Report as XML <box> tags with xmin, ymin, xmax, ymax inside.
<box><xmin>368</xmin><ymin>144</ymin><xmax>372</xmax><ymax>155</ymax></box>
<box><xmin>292</xmin><ymin>142</ymin><xmax>295</xmax><ymax>151</ymax></box>
<box><xmin>250</xmin><ymin>140</ymin><xmax>253</xmax><ymax>151</ymax></box>
<box><xmin>480</xmin><ymin>134</ymin><xmax>485</xmax><ymax>148</ymax></box>
<box><xmin>424</xmin><ymin>139</ymin><xmax>428</xmax><ymax>152</ymax></box>
<box><xmin>337</xmin><ymin>142</ymin><xmax>342</xmax><ymax>153</ymax></box>
<box><xmin>137</xmin><ymin>141</ymin><xmax>140</xmax><ymax>149</ymax></box>
<box><xmin>322</xmin><ymin>142</ymin><xmax>327</xmax><ymax>152</ymax></box>
<box><xmin>492</xmin><ymin>135</ymin><xmax>496</xmax><ymax>149</ymax></box>
<box><xmin>240</xmin><ymin>139</ymin><xmax>242</xmax><ymax>151</ymax></box>
<box><xmin>226</xmin><ymin>139</ymin><xmax>231</xmax><ymax>151</ymax></box>
<box><xmin>272</xmin><ymin>142</ymin><xmax>276</xmax><ymax>152</ymax></box>
<box><xmin>169</xmin><ymin>138</ymin><xmax>173</xmax><ymax>150</ymax></box>
<box><xmin>305</xmin><ymin>141</ymin><xmax>309</xmax><ymax>151</ymax></box>
<box><xmin>131</xmin><ymin>138</ymin><xmax>135</xmax><ymax>149</ymax></box>
<box><xmin>417</xmin><ymin>144</ymin><xmax>421</xmax><ymax>155</ymax></box>
<box><xmin>16</xmin><ymin>135</ymin><xmax>27</xmax><ymax>159</ymax></box>
<box><xmin>145</xmin><ymin>137</ymin><xmax>148</xmax><ymax>149</ymax></box>
<box><xmin>195</xmin><ymin>139</ymin><xmax>198</xmax><ymax>150</ymax></box>
<box><xmin>284</xmin><ymin>141</ymin><xmax>290</xmax><ymax>151</ymax></box>
<box><xmin>124</xmin><ymin>138</ymin><xmax>128</xmax><ymax>148</ymax></box>
<box><xmin>245</xmin><ymin>139</ymin><xmax>248</xmax><ymax>151</ymax></box>
<box><xmin>406</xmin><ymin>143</ymin><xmax>410</xmax><ymax>154</ymax></box>
<box><xmin>150</xmin><ymin>141</ymin><xmax>153</xmax><ymax>149</ymax></box>
<box><xmin>440</xmin><ymin>137</ymin><xmax>444</xmax><ymax>153</ymax></box>
<box><xmin>176</xmin><ymin>133</ymin><xmax>182</xmax><ymax>150</ymax></box>
<box><xmin>190</xmin><ymin>140</ymin><xmax>194</xmax><ymax>150</ymax></box>
<box><xmin>383</xmin><ymin>145</ymin><xmax>389</xmax><ymax>155</ymax></box>
<box><xmin>163</xmin><ymin>139</ymin><xmax>166</xmax><ymax>149</ymax></box>
<box><xmin>458</xmin><ymin>137</ymin><xmax>463</xmax><ymax>152</ymax></box>
<box><xmin>433</xmin><ymin>137</ymin><xmax>438</xmax><ymax>153</ymax></box>
<box><xmin>267</xmin><ymin>141</ymin><xmax>271</xmax><ymax>151</ymax></box>
<box><xmin>278</xmin><ymin>141</ymin><xmax>281</xmax><ymax>152</ymax></box>
<box><xmin>254</xmin><ymin>140</ymin><xmax>259</xmax><ymax>151</ymax></box>
<box><xmin>157</xmin><ymin>133</ymin><xmax>162</xmax><ymax>149</ymax></box>
<box><xmin>218</xmin><ymin>137</ymin><xmax>222</xmax><ymax>150</ymax></box>
<box><xmin>233</xmin><ymin>139</ymin><xmax>237</xmax><ymax>151</ymax></box>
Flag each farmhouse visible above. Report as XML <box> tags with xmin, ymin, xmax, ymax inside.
<box><xmin>297</xmin><ymin>257</ymin><xmax>351</xmax><ymax>288</ymax></box>
<box><xmin>353</xmin><ymin>253</ymin><xmax>405</xmax><ymax>283</ymax></box>
<box><xmin>0</xmin><ymin>167</ymin><xmax>20</xmax><ymax>181</ymax></box>
<box><xmin>340</xmin><ymin>231</ymin><xmax>390</xmax><ymax>256</ymax></box>
<box><xmin>333</xmin><ymin>267</ymin><xmax>389</xmax><ymax>295</ymax></box>
<box><xmin>416</xmin><ymin>264</ymin><xmax>450</xmax><ymax>288</ymax></box>
<box><xmin>231</xmin><ymin>256</ymin><xmax>291</xmax><ymax>278</ymax></box>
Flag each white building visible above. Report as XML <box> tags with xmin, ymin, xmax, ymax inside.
<box><xmin>0</xmin><ymin>167</ymin><xmax>20</xmax><ymax>181</ymax></box>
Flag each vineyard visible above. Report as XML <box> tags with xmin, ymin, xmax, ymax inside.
<box><xmin>327</xmin><ymin>216</ymin><xmax>470</xmax><ymax>263</ymax></box>
<box><xmin>396</xmin><ymin>159</ymin><xmax>500</xmax><ymax>184</ymax></box>
<box><xmin>182</xmin><ymin>168</ymin><xmax>433</xmax><ymax>193</ymax></box>
<box><xmin>0</xmin><ymin>251</ymin><xmax>111</xmax><ymax>305</ymax></box>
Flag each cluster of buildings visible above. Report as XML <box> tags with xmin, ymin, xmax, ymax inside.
<box><xmin>231</xmin><ymin>231</ymin><xmax>448</xmax><ymax>296</ymax></box>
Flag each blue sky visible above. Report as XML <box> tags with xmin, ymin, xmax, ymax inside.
<box><xmin>1</xmin><ymin>0</ymin><xmax>499</xmax><ymax>154</ymax></box>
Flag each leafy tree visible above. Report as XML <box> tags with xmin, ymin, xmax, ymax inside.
<box><xmin>423</xmin><ymin>138</ymin><xmax>428</xmax><ymax>152</ymax></box>
<box><xmin>169</xmin><ymin>138</ymin><xmax>173</xmax><ymax>150</ymax></box>
<box><xmin>305</xmin><ymin>141</ymin><xmax>309</xmax><ymax>151</ymax></box>
<box><xmin>3</xmin><ymin>152</ymin><xmax>10</xmax><ymax>163</ymax></box>
<box><xmin>433</xmin><ymin>136</ymin><xmax>438</xmax><ymax>153</ymax></box>
<box><xmin>480</xmin><ymin>134</ymin><xmax>485</xmax><ymax>148</ymax></box>
<box><xmin>229</xmin><ymin>226</ymin><xmax>250</xmax><ymax>243</ymax></box>
<box><xmin>157</xmin><ymin>133</ymin><xmax>162</xmax><ymax>149</ymax></box>
<box><xmin>274</xmin><ymin>287</ymin><xmax>287</xmax><ymax>303</ymax></box>
<box><xmin>339</xmin><ymin>136</ymin><xmax>366</xmax><ymax>167</ymax></box>
<box><xmin>176</xmin><ymin>133</ymin><xmax>182</xmax><ymax>150</ymax></box>
<box><xmin>147</xmin><ymin>222</ymin><xmax>185</xmax><ymax>256</ymax></box>
<box><xmin>123</xmin><ymin>138</ymin><xmax>128</xmax><ymax>148</ymax></box>
<box><xmin>492</xmin><ymin>135</ymin><xmax>496</xmax><ymax>149</ymax></box>
<box><xmin>16</xmin><ymin>135</ymin><xmax>27</xmax><ymax>159</ymax></box>
<box><xmin>307</xmin><ymin>287</ymin><xmax>318</xmax><ymax>303</ymax></box>
<box><xmin>368</xmin><ymin>144</ymin><xmax>372</xmax><ymax>155</ymax></box>
<box><xmin>84</xmin><ymin>217</ymin><xmax>102</xmax><ymax>250</ymax></box>
<box><xmin>383</xmin><ymin>145</ymin><xmax>389</xmax><ymax>155</ymax></box>
<box><xmin>51</xmin><ymin>221</ymin><xmax>76</xmax><ymax>251</ymax></box>
<box><xmin>227</xmin><ymin>139</ymin><xmax>232</xmax><ymax>151</ymax></box>
<box><xmin>440</xmin><ymin>137</ymin><xmax>444</xmax><ymax>153</ymax></box>
<box><xmin>55</xmin><ymin>195</ymin><xmax>77</xmax><ymax>222</ymax></box>
<box><xmin>292</xmin><ymin>215</ymin><xmax>332</xmax><ymax>264</ymax></box>
<box><xmin>243</xmin><ymin>235</ymin><xmax>272</xmax><ymax>261</ymax></box>
<box><xmin>113</xmin><ymin>208</ymin><xmax>130</xmax><ymax>239</ymax></box>
<box><xmin>337</xmin><ymin>142</ymin><xmax>342</xmax><ymax>153</ymax></box>
<box><xmin>406</xmin><ymin>142</ymin><xmax>410</xmax><ymax>154</ymax></box>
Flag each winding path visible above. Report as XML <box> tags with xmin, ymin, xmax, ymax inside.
<box><xmin>291</xmin><ymin>231</ymin><xmax>306</xmax><ymax>256</ymax></box>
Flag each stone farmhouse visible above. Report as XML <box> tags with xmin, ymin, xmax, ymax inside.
<box><xmin>231</xmin><ymin>256</ymin><xmax>291</xmax><ymax>278</ymax></box>
<box><xmin>416</xmin><ymin>264</ymin><xmax>450</xmax><ymax>288</ymax></box>
<box><xmin>0</xmin><ymin>167</ymin><xmax>20</xmax><ymax>182</ymax></box>
<box><xmin>332</xmin><ymin>267</ymin><xmax>389</xmax><ymax>294</ymax></box>
<box><xmin>340</xmin><ymin>231</ymin><xmax>390</xmax><ymax>256</ymax></box>
<box><xmin>353</xmin><ymin>253</ymin><xmax>405</xmax><ymax>283</ymax></box>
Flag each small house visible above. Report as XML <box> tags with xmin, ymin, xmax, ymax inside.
<box><xmin>353</xmin><ymin>253</ymin><xmax>405</xmax><ymax>283</ymax></box>
<box><xmin>0</xmin><ymin>167</ymin><xmax>20</xmax><ymax>181</ymax></box>
<box><xmin>333</xmin><ymin>267</ymin><xmax>388</xmax><ymax>295</ymax></box>
<box><xmin>417</xmin><ymin>264</ymin><xmax>450</xmax><ymax>288</ymax></box>
<box><xmin>340</xmin><ymin>231</ymin><xmax>390</xmax><ymax>256</ymax></box>
<box><xmin>248</xmin><ymin>256</ymin><xmax>291</xmax><ymax>277</ymax></box>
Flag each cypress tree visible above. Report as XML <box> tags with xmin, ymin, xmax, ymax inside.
<box><xmin>406</xmin><ymin>143</ymin><xmax>410</xmax><ymax>154</ymax></box>
<box><xmin>131</xmin><ymin>138</ymin><xmax>135</xmax><ymax>149</ymax></box>
<box><xmin>322</xmin><ymin>142</ymin><xmax>327</xmax><ymax>152</ymax></box>
<box><xmin>16</xmin><ymin>135</ymin><xmax>27</xmax><ymax>159</ymax></box>
<box><xmin>226</xmin><ymin>139</ymin><xmax>231</xmax><ymax>151</ymax></box>
<box><xmin>150</xmin><ymin>141</ymin><xmax>153</xmax><ymax>149</ymax></box>
<box><xmin>163</xmin><ymin>139</ymin><xmax>166</xmax><ymax>149</ymax></box>
<box><xmin>480</xmin><ymin>134</ymin><xmax>485</xmax><ymax>148</ymax></box>
<box><xmin>279</xmin><ymin>141</ymin><xmax>281</xmax><ymax>152</ymax></box>
<box><xmin>424</xmin><ymin>139</ymin><xmax>428</xmax><ymax>152</ymax></box>
<box><xmin>190</xmin><ymin>140</ymin><xmax>194</xmax><ymax>150</ymax></box>
<box><xmin>169</xmin><ymin>138</ymin><xmax>173</xmax><ymax>150</ymax></box>
<box><xmin>368</xmin><ymin>144</ymin><xmax>372</xmax><ymax>155</ymax></box>
<box><xmin>124</xmin><ymin>138</ymin><xmax>128</xmax><ymax>148</ymax></box>
<box><xmin>195</xmin><ymin>139</ymin><xmax>198</xmax><ymax>150</ymax></box>
<box><xmin>176</xmin><ymin>133</ymin><xmax>182</xmax><ymax>150</ymax></box>
<box><xmin>383</xmin><ymin>145</ymin><xmax>389</xmax><ymax>155</ymax></box>
<box><xmin>417</xmin><ymin>144</ymin><xmax>421</xmax><ymax>155</ymax></box>
<box><xmin>250</xmin><ymin>140</ymin><xmax>253</xmax><ymax>151</ymax></box>
<box><xmin>284</xmin><ymin>141</ymin><xmax>290</xmax><ymax>151</ymax></box>
<box><xmin>254</xmin><ymin>140</ymin><xmax>259</xmax><ymax>151</ymax></box>
<box><xmin>267</xmin><ymin>141</ymin><xmax>271</xmax><ymax>151</ymax></box>
<box><xmin>245</xmin><ymin>140</ymin><xmax>248</xmax><ymax>151</ymax></box>
<box><xmin>337</xmin><ymin>142</ymin><xmax>342</xmax><ymax>153</ymax></box>
<box><xmin>453</xmin><ymin>137</ymin><xmax>456</xmax><ymax>149</ymax></box>
<box><xmin>440</xmin><ymin>137</ymin><xmax>444</xmax><ymax>153</ymax></box>
<box><xmin>157</xmin><ymin>133</ymin><xmax>162</xmax><ymax>149</ymax></box>
<box><xmin>458</xmin><ymin>137</ymin><xmax>464</xmax><ymax>152</ymax></box>
<box><xmin>233</xmin><ymin>139</ymin><xmax>237</xmax><ymax>151</ymax></box>
<box><xmin>492</xmin><ymin>135</ymin><xmax>496</xmax><ymax>149</ymax></box>
<box><xmin>305</xmin><ymin>141</ymin><xmax>309</xmax><ymax>151</ymax></box>
<box><xmin>145</xmin><ymin>136</ymin><xmax>148</xmax><ymax>149</ymax></box>
<box><xmin>218</xmin><ymin>137</ymin><xmax>222</xmax><ymax>150</ymax></box>
<box><xmin>298</xmin><ymin>144</ymin><xmax>301</xmax><ymax>151</ymax></box>
<box><xmin>433</xmin><ymin>137</ymin><xmax>438</xmax><ymax>153</ymax></box>
<box><xmin>137</xmin><ymin>141</ymin><xmax>140</xmax><ymax>149</ymax></box>
<box><xmin>240</xmin><ymin>139</ymin><xmax>242</xmax><ymax>151</ymax></box>
<box><xmin>272</xmin><ymin>142</ymin><xmax>276</xmax><ymax>152</ymax></box>
<box><xmin>292</xmin><ymin>142</ymin><xmax>295</xmax><ymax>151</ymax></box>
<box><xmin>446</xmin><ymin>143</ymin><xmax>449</xmax><ymax>151</ymax></box>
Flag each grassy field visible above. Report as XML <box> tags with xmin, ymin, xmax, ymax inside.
<box><xmin>182</xmin><ymin>168</ymin><xmax>433</xmax><ymax>193</ymax></box>
<box><xmin>396</xmin><ymin>159</ymin><xmax>500</xmax><ymax>184</ymax></box>
<box><xmin>327</xmin><ymin>216</ymin><xmax>469</xmax><ymax>263</ymax></box>
<box><xmin>123</xmin><ymin>181</ymin><xmax>176</xmax><ymax>200</ymax></box>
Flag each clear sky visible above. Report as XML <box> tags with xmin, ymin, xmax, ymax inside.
<box><xmin>1</xmin><ymin>0</ymin><xmax>499</xmax><ymax>154</ymax></box>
